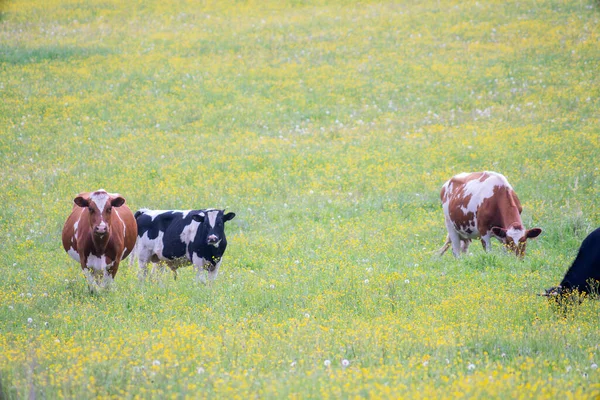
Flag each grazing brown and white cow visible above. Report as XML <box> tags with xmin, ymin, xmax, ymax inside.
<box><xmin>62</xmin><ymin>189</ymin><xmax>137</xmax><ymax>290</ymax></box>
<box><xmin>438</xmin><ymin>171</ymin><xmax>542</xmax><ymax>258</ymax></box>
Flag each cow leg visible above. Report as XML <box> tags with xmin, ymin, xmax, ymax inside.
<box><xmin>192</xmin><ymin>258</ymin><xmax>208</xmax><ymax>285</ymax></box>
<box><xmin>461</xmin><ymin>239</ymin><xmax>471</xmax><ymax>254</ymax></box>
<box><xmin>480</xmin><ymin>233</ymin><xmax>492</xmax><ymax>252</ymax></box>
<box><xmin>137</xmin><ymin>250</ymin><xmax>153</xmax><ymax>280</ymax></box>
<box><xmin>443</xmin><ymin>219</ymin><xmax>462</xmax><ymax>257</ymax></box>
<box><xmin>79</xmin><ymin>256</ymin><xmax>99</xmax><ymax>293</ymax></box>
<box><xmin>102</xmin><ymin>261</ymin><xmax>117</xmax><ymax>289</ymax></box>
<box><xmin>101</xmin><ymin>269</ymin><xmax>114</xmax><ymax>289</ymax></box>
<box><xmin>207</xmin><ymin>260</ymin><xmax>222</xmax><ymax>282</ymax></box>
<box><xmin>138</xmin><ymin>259</ymin><xmax>149</xmax><ymax>280</ymax></box>
<box><xmin>128</xmin><ymin>242</ymin><xmax>137</xmax><ymax>267</ymax></box>
<box><xmin>81</xmin><ymin>267</ymin><xmax>99</xmax><ymax>293</ymax></box>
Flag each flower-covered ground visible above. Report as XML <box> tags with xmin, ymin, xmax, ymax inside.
<box><xmin>1</xmin><ymin>0</ymin><xmax>599</xmax><ymax>397</ymax></box>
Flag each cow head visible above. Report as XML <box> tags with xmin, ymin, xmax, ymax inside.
<box><xmin>74</xmin><ymin>190</ymin><xmax>125</xmax><ymax>239</ymax></box>
<box><xmin>491</xmin><ymin>224</ymin><xmax>542</xmax><ymax>258</ymax></box>
<box><xmin>191</xmin><ymin>209</ymin><xmax>236</xmax><ymax>247</ymax></box>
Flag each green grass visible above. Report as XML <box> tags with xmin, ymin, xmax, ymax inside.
<box><xmin>1</xmin><ymin>0</ymin><xmax>600</xmax><ymax>398</ymax></box>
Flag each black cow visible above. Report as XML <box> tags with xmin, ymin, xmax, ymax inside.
<box><xmin>544</xmin><ymin>227</ymin><xmax>600</xmax><ymax>298</ymax></box>
<box><xmin>132</xmin><ymin>208</ymin><xmax>236</xmax><ymax>282</ymax></box>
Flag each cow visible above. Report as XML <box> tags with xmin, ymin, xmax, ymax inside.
<box><xmin>132</xmin><ymin>208</ymin><xmax>235</xmax><ymax>283</ymax></box>
<box><xmin>62</xmin><ymin>189</ymin><xmax>137</xmax><ymax>290</ymax></box>
<box><xmin>438</xmin><ymin>171</ymin><xmax>542</xmax><ymax>258</ymax></box>
<box><xmin>543</xmin><ymin>227</ymin><xmax>600</xmax><ymax>299</ymax></box>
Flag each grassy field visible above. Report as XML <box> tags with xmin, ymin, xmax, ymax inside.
<box><xmin>1</xmin><ymin>0</ymin><xmax>600</xmax><ymax>397</ymax></box>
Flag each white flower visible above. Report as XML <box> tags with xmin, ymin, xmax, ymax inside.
<box><xmin>404</xmin><ymin>279</ymin><xmax>410</xmax><ymax>284</ymax></box>
<box><xmin>324</xmin><ymin>359</ymin><xmax>331</xmax><ymax>367</ymax></box>
<box><xmin>290</xmin><ymin>361</ymin><xmax>296</xmax><ymax>367</ymax></box>
<box><xmin>566</xmin><ymin>366</ymin><xmax>572</xmax><ymax>372</ymax></box>
<box><xmin>591</xmin><ymin>363</ymin><xmax>598</xmax><ymax>369</ymax></box>
<box><xmin>364</xmin><ymin>279</ymin><xmax>369</xmax><ymax>284</ymax></box>
<box><xmin>304</xmin><ymin>313</ymin><xmax>310</xmax><ymax>319</ymax></box>
<box><xmin>269</xmin><ymin>284</ymin><xmax>275</xmax><ymax>289</ymax></box>
<box><xmin>468</xmin><ymin>363</ymin><xmax>475</xmax><ymax>370</ymax></box>
<box><xmin>422</xmin><ymin>361</ymin><xmax>429</xmax><ymax>367</ymax></box>
<box><xmin>27</xmin><ymin>318</ymin><xmax>33</xmax><ymax>324</ymax></box>
<box><xmin>152</xmin><ymin>360</ymin><xmax>161</xmax><ymax>366</ymax></box>
<box><xmin>341</xmin><ymin>359</ymin><xmax>350</xmax><ymax>368</ymax></box>
<box><xmin>197</xmin><ymin>367</ymin><xmax>205</xmax><ymax>374</ymax></box>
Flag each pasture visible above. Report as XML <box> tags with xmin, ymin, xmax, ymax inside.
<box><xmin>1</xmin><ymin>0</ymin><xmax>599</xmax><ymax>397</ymax></box>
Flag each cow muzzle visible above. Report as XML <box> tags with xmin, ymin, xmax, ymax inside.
<box><xmin>207</xmin><ymin>235</ymin><xmax>221</xmax><ymax>247</ymax></box>
<box><xmin>94</xmin><ymin>224</ymin><xmax>108</xmax><ymax>236</ymax></box>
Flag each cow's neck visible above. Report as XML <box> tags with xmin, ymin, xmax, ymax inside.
<box><xmin>498</xmin><ymin>206</ymin><xmax>523</xmax><ymax>230</ymax></box>
<box><xmin>497</xmin><ymin>189</ymin><xmax>522</xmax><ymax>228</ymax></box>
<box><xmin>90</xmin><ymin>234</ymin><xmax>110</xmax><ymax>254</ymax></box>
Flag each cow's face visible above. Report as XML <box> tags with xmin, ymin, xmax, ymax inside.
<box><xmin>491</xmin><ymin>226</ymin><xmax>542</xmax><ymax>258</ymax></box>
<box><xmin>74</xmin><ymin>191</ymin><xmax>125</xmax><ymax>238</ymax></box>
<box><xmin>192</xmin><ymin>209</ymin><xmax>236</xmax><ymax>247</ymax></box>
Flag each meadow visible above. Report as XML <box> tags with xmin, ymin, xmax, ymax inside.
<box><xmin>1</xmin><ymin>0</ymin><xmax>600</xmax><ymax>397</ymax></box>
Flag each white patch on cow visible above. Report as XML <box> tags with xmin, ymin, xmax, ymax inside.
<box><xmin>82</xmin><ymin>254</ymin><xmax>111</xmax><ymax>290</ymax></box>
<box><xmin>180</xmin><ymin>220</ymin><xmax>200</xmax><ymax>244</ymax></box>
<box><xmin>90</xmin><ymin>191</ymin><xmax>109</xmax><ymax>213</ymax></box>
<box><xmin>67</xmin><ymin>247</ymin><xmax>80</xmax><ymax>262</ymax></box>
<box><xmin>207</xmin><ymin>210</ymin><xmax>219</xmax><ymax>228</ymax></box>
<box><xmin>87</xmin><ymin>254</ymin><xmax>107</xmax><ymax>272</ymax></box>
<box><xmin>137</xmin><ymin>230</ymin><xmax>167</xmax><ymax>261</ymax></box>
<box><xmin>506</xmin><ymin>226</ymin><xmax>525</xmax><ymax>244</ymax></box>
<box><xmin>463</xmin><ymin>180</ymin><xmax>498</xmax><ymax>213</ymax></box>
<box><xmin>114</xmin><ymin>208</ymin><xmax>125</xmax><ymax>236</ymax></box>
<box><xmin>139</xmin><ymin>209</ymin><xmax>192</xmax><ymax>221</ymax></box>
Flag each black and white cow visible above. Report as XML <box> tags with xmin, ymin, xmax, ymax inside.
<box><xmin>133</xmin><ymin>208</ymin><xmax>236</xmax><ymax>283</ymax></box>
<box><xmin>543</xmin><ymin>227</ymin><xmax>600</xmax><ymax>298</ymax></box>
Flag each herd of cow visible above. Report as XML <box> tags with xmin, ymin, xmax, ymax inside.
<box><xmin>62</xmin><ymin>171</ymin><xmax>600</xmax><ymax>301</ymax></box>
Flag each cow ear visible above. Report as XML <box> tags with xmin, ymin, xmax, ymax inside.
<box><xmin>111</xmin><ymin>196</ymin><xmax>126</xmax><ymax>207</ymax></box>
<box><xmin>192</xmin><ymin>212</ymin><xmax>205</xmax><ymax>222</ymax></box>
<box><xmin>74</xmin><ymin>196</ymin><xmax>89</xmax><ymax>207</ymax></box>
<box><xmin>491</xmin><ymin>227</ymin><xmax>507</xmax><ymax>238</ymax></box>
<box><xmin>526</xmin><ymin>228</ymin><xmax>542</xmax><ymax>239</ymax></box>
<box><xmin>224</xmin><ymin>212</ymin><xmax>236</xmax><ymax>221</ymax></box>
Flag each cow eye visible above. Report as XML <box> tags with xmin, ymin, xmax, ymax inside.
<box><xmin>88</xmin><ymin>207</ymin><xmax>94</xmax><ymax>213</ymax></box>
<box><xmin>107</xmin><ymin>207</ymin><xmax>112</xmax><ymax>213</ymax></box>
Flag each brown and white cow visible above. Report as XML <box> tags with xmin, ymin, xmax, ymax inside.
<box><xmin>62</xmin><ymin>189</ymin><xmax>137</xmax><ymax>290</ymax></box>
<box><xmin>438</xmin><ymin>171</ymin><xmax>542</xmax><ymax>258</ymax></box>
